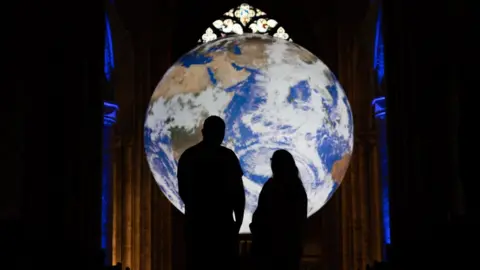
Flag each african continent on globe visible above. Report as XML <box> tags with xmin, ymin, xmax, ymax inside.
<box><xmin>144</xmin><ymin>34</ymin><xmax>353</xmax><ymax>234</ymax></box>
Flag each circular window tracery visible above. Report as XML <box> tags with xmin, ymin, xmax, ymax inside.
<box><xmin>199</xmin><ymin>3</ymin><xmax>292</xmax><ymax>43</ymax></box>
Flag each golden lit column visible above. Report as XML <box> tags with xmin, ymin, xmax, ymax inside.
<box><xmin>336</xmin><ymin>1</ymin><xmax>386</xmax><ymax>268</ymax></box>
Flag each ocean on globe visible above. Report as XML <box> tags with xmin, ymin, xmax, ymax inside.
<box><xmin>144</xmin><ymin>34</ymin><xmax>353</xmax><ymax>233</ymax></box>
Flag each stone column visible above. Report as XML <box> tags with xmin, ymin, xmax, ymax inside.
<box><xmin>102</xmin><ymin>101</ymin><xmax>119</xmax><ymax>265</ymax></box>
<box><xmin>371</xmin><ymin>96</ymin><xmax>390</xmax><ymax>255</ymax></box>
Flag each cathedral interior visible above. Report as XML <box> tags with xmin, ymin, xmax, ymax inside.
<box><xmin>2</xmin><ymin>0</ymin><xmax>476</xmax><ymax>270</ymax></box>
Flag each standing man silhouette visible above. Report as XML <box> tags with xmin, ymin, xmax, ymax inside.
<box><xmin>178</xmin><ymin>115</ymin><xmax>245</xmax><ymax>270</ymax></box>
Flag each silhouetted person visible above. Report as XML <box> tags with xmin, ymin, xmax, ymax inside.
<box><xmin>250</xmin><ymin>149</ymin><xmax>308</xmax><ymax>270</ymax></box>
<box><xmin>178</xmin><ymin>115</ymin><xmax>245</xmax><ymax>270</ymax></box>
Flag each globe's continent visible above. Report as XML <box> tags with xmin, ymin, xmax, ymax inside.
<box><xmin>144</xmin><ymin>34</ymin><xmax>353</xmax><ymax>233</ymax></box>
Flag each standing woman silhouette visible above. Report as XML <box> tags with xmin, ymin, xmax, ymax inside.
<box><xmin>250</xmin><ymin>149</ymin><xmax>308</xmax><ymax>270</ymax></box>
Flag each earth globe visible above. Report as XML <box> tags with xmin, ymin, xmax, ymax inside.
<box><xmin>144</xmin><ymin>34</ymin><xmax>353</xmax><ymax>233</ymax></box>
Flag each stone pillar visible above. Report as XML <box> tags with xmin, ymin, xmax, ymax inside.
<box><xmin>102</xmin><ymin>101</ymin><xmax>119</xmax><ymax>265</ymax></box>
<box><xmin>371</xmin><ymin>96</ymin><xmax>390</xmax><ymax>256</ymax></box>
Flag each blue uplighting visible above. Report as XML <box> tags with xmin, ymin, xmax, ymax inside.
<box><xmin>102</xmin><ymin>11</ymin><xmax>116</xmax><ymax>255</ymax></box>
<box><xmin>372</xmin><ymin>96</ymin><xmax>391</xmax><ymax>245</ymax></box>
<box><xmin>101</xmin><ymin>140</ymin><xmax>108</xmax><ymax>250</ymax></box>
<box><xmin>101</xmin><ymin>102</ymin><xmax>119</xmax><ymax>258</ymax></box>
<box><xmin>373</xmin><ymin>9</ymin><xmax>385</xmax><ymax>84</ymax></box>
<box><xmin>104</xmin><ymin>13</ymin><xmax>115</xmax><ymax>81</ymax></box>
<box><xmin>373</xmin><ymin>5</ymin><xmax>390</xmax><ymax>246</ymax></box>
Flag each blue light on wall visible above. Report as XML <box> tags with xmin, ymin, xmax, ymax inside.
<box><xmin>373</xmin><ymin>9</ymin><xmax>385</xmax><ymax>84</ymax></box>
<box><xmin>102</xmin><ymin>102</ymin><xmax>118</xmax><ymax>253</ymax></box>
<box><xmin>102</xmin><ymin>11</ymin><xmax>116</xmax><ymax>256</ymax></box>
<box><xmin>372</xmin><ymin>97</ymin><xmax>390</xmax><ymax>245</ymax></box>
<box><xmin>104</xmin><ymin>13</ymin><xmax>115</xmax><ymax>82</ymax></box>
<box><xmin>373</xmin><ymin>6</ymin><xmax>390</xmax><ymax>246</ymax></box>
<box><xmin>101</xmin><ymin>123</ymin><xmax>109</xmax><ymax>251</ymax></box>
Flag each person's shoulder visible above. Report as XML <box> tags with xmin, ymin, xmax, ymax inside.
<box><xmin>220</xmin><ymin>146</ymin><xmax>238</xmax><ymax>161</ymax></box>
<box><xmin>262</xmin><ymin>178</ymin><xmax>273</xmax><ymax>188</ymax></box>
<box><xmin>219</xmin><ymin>146</ymin><xmax>238</xmax><ymax>157</ymax></box>
<box><xmin>179</xmin><ymin>144</ymin><xmax>198</xmax><ymax>161</ymax></box>
<box><xmin>259</xmin><ymin>178</ymin><xmax>273</xmax><ymax>194</ymax></box>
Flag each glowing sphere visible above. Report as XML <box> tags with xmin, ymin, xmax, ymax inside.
<box><xmin>144</xmin><ymin>34</ymin><xmax>353</xmax><ymax>233</ymax></box>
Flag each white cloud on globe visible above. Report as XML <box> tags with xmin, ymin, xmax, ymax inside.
<box><xmin>144</xmin><ymin>34</ymin><xmax>353</xmax><ymax>234</ymax></box>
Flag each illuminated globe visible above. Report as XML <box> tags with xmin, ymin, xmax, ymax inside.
<box><xmin>144</xmin><ymin>34</ymin><xmax>353</xmax><ymax>233</ymax></box>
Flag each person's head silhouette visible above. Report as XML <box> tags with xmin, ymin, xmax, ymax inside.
<box><xmin>271</xmin><ymin>149</ymin><xmax>300</xmax><ymax>179</ymax></box>
<box><xmin>201</xmin><ymin>115</ymin><xmax>226</xmax><ymax>145</ymax></box>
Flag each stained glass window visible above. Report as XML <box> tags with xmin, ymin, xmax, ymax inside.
<box><xmin>199</xmin><ymin>3</ymin><xmax>292</xmax><ymax>43</ymax></box>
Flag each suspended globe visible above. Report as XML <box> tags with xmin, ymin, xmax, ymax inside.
<box><xmin>144</xmin><ymin>34</ymin><xmax>354</xmax><ymax>233</ymax></box>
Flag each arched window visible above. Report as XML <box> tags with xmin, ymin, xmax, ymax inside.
<box><xmin>199</xmin><ymin>3</ymin><xmax>292</xmax><ymax>43</ymax></box>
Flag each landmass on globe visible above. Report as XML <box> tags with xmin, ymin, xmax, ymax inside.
<box><xmin>144</xmin><ymin>34</ymin><xmax>354</xmax><ymax>234</ymax></box>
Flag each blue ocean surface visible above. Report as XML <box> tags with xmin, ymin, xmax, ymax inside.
<box><xmin>222</xmin><ymin>67</ymin><xmax>271</xmax><ymax>185</ymax></box>
<box><xmin>287</xmin><ymin>80</ymin><xmax>312</xmax><ymax>103</ymax></box>
<box><xmin>315</xmin><ymin>128</ymin><xmax>350</xmax><ymax>188</ymax></box>
<box><xmin>144</xmin><ymin>127</ymin><xmax>180</xmax><ymax>200</ymax></box>
<box><xmin>179</xmin><ymin>52</ymin><xmax>213</xmax><ymax>67</ymax></box>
